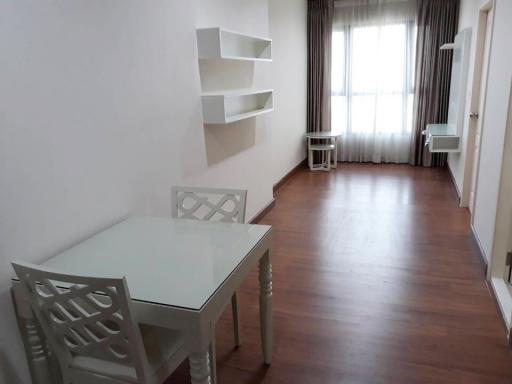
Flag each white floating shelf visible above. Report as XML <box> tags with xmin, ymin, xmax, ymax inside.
<box><xmin>197</xmin><ymin>27</ymin><xmax>272</xmax><ymax>62</ymax></box>
<box><xmin>423</xmin><ymin>124</ymin><xmax>461</xmax><ymax>153</ymax></box>
<box><xmin>440</xmin><ymin>43</ymin><xmax>455</xmax><ymax>50</ymax></box>
<box><xmin>201</xmin><ymin>89</ymin><xmax>274</xmax><ymax>124</ymax></box>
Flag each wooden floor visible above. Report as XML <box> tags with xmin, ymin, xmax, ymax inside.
<box><xmin>169</xmin><ymin>164</ymin><xmax>512</xmax><ymax>384</ymax></box>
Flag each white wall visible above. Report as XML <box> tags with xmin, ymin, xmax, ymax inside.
<box><xmin>0</xmin><ymin>1</ymin><xmax>307</xmax><ymax>382</ymax></box>
<box><xmin>193</xmin><ymin>0</ymin><xmax>274</xmax><ymax>218</ymax></box>
<box><xmin>269</xmin><ymin>0</ymin><xmax>308</xmax><ymax>184</ymax></box>
<box><xmin>447</xmin><ymin>0</ymin><xmax>481</xmax><ymax>197</ymax></box>
<box><xmin>472</xmin><ymin>0</ymin><xmax>512</xmax><ymax>262</ymax></box>
<box><xmin>447</xmin><ymin>0</ymin><xmax>512</xmax><ymax>262</ymax></box>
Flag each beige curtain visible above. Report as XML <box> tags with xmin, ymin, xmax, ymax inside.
<box><xmin>307</xmin><ymin>0</ymin><xmax>334</xmax><ymax>133</ymax></box>
<box><xmin>410</xmin><ymin>0</ymin><xmax>459</xmax><ymax>167</ymax></box>
<box><xmin>332</xmin><ymin>0</ymin><xmax>417</xmax><ymax>164</ymax></box>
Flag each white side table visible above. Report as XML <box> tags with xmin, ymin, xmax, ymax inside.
<box><xmin>306</xmin><ymin>131</ymin><xmax>341</xmax><ymax>171</ymax></box>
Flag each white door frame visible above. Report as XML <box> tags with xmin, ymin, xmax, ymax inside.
<box><xmin>460</xmin><ymin>0</ymin><xmax>495</xmax><ymax>212</ymax></box>
<box><xmin>486</xmin><ymin>81</ymin><xmax>512</xmax><ymax>328</ymax></box>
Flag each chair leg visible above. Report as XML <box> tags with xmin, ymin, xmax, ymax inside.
<box><xmin>231</xmin><ymin>292</ymin><xmax>241</xmax><ymax>347</ymax></box>
<box><xmin>209</xmin><ymin>322</ymin><xmax>217</xmax><ymax>384</ymax></box>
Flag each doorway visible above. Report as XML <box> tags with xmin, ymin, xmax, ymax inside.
<box><xmin>461</xmin><ymin>0</ymin><xmax>494</xmax><ymax>211</ymax></box>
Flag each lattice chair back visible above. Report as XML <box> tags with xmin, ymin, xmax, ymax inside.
<box><xmin>172</xmin><ymin>186</ymin><xmax>247</xmax><ymax>223</ymax></box>
<box><xmin>12</xmin><ymin>261</ymin><xmax>151</xmax><ymax>384</ymax></box>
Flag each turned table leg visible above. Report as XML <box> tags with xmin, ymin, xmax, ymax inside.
<box><xmin>189</xmin><ymin>350</ymin><xmax>212</xmax><ymax>384</ymax></box>
<box><xmin>258</xmin><ymin>251</ymin><xmax>273</xmax><ymax>365</ymax></box>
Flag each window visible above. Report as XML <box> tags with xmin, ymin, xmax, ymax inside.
<box><xmin>331</xmin><ymin>22</ymin><xmax>416</xmax><ymax>135</ymax></box>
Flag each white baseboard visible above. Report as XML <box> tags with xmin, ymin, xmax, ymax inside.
<box><xmin>472</xmin><ymin>220</ymin><xmax>511</xmax><ymax>336</ymax></box>
<box><xmin>490</xmin><ymin>277</ymin><xmax>512</xmax><ymax>330</ymax></box>
<box><xmin>447</xmin><ymin>162</ymin><xmax>462</xmax><ymax>201</ymax></box>
<box><xmin>470</xmin><ymin>223</ymin><xmax>488</xmax><ymax>266</ymax></box>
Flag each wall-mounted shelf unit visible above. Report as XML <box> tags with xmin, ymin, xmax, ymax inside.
<box><xmin>201</xmin><ymin>89</ymin><xmax>273</xmax><ymax>124</ymax></box>
<box><xmin>423</xmin><ymin>124</ymin><xmax>461</xmax><ymax>152</ymax></box>
<box><xmin>426</xmin><ymin>29</ymin><xmax>470</xmax><ymax>153</ymax></box>
<box><xmin>197</xmin><ymin>27</ymin><xmax>272</xmax><ymax>62</ymax></box>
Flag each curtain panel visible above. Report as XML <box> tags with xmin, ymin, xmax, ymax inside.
<box><xmin>410</xmin><ymin>0</ymin><xmax>459</xmax><ymax>167</ymax></box>
<box><xmin>307</xmin><ymin>0</ymin><xmax>334</xmax><ymax>133</ymax></box>
<box><xmin>331</xmin><ymin>0</ymin><xmax>417</xmax><ymax>163</ymax></box>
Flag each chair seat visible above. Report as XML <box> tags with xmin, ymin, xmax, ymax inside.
<box><xmin>71</xmin><ymin>325</ymin><xmax>186</xmax><ymax>383</ymax></box>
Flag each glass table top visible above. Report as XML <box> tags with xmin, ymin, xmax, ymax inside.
<box><xmin>38</xmin><ymin>216</ymin><xmax>271</xmax><ymax>310</ymax></box>
<box><xmin>305</xmin><ymin>131</ymin><xmax>342</xmax><ymax>138</ymax></box>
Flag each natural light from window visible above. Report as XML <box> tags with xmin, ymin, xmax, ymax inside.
<box><xmin>331</xmin><ymin>23</ymin><xmax>415</xmax><ymax>136</ymax></box>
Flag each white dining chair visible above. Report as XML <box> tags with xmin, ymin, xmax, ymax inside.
<box><xmin>12</xmin><ymin>261</ymin><xmax>188</xmax><ymax>384</ymax></box>
<box><xmin>171</xmin><ymin>186</ymin><xmax>247</xmax><ymax>384</ymax></box>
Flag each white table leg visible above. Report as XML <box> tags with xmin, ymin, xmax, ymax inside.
<box><xmin>231</xmin><ymin>292</ymin><xmax>242</xmax><ymax>347</ymax></box>
<box><xmin>208</xmin><ymin>321</ymin><xmax>217</xmax><ymax>384</ymax></box>
<box><xmin>258</xmin><ymin>252</ymin><xmax>273</xmax><ymax>365</ymax></box>
<box><xmin>189</xmin><ymin>350</ymin><xmax>212</xmax><ymax>384</ymax></box>
<box><xmin>332</xmin><ymin>137</ymin><xmax>338</xmax><ymax>168</ymax></box>
<box><xmin>308</xmin><ymin>137</ymin><xmax>313</xmax><ymax>171</ymax></box>
<box><xmin>11</xmin><ymin>288</ymin><xmax>59</xmax><ymax>384</ymax></box>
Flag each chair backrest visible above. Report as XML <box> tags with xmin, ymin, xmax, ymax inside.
<box><xmin>12</xmin><ymin>261</ymin><xmax>150</xmax><ymax>384</ymax></box>
<box><xmin>171</xmin><ymin>186</ymin><xmax>247</xmax><ymax>223</ymax></box>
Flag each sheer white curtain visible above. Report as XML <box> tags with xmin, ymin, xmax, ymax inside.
<box><xmin>332</xmin><ymin>0</ymin><xmax>417</xmax><ymax>163</ymax></box>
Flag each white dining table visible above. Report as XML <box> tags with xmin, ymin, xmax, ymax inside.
<box><xmin>11</xmin><ymin>216</ymin><xmax>273</xmax><ymax>384</ymax></box>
